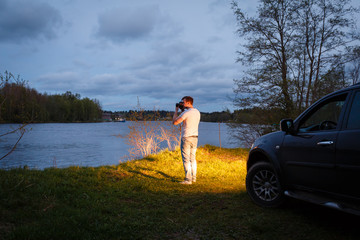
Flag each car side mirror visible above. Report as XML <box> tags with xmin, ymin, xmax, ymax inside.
<box><xmin>280</xmin><ymin>119</ymin><xmax>295</xmax><ymax>134</ymax></box>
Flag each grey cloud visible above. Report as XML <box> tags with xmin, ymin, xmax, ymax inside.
<box><xmin>34</xmin><ymin>39</ymin><xmax>234</xmax><ymax>110</ymax></box>
<box><xmin>127</xmin><ymin>42</ymin><xmax>205</xmax><ymax>75</ymax></box>
<box><xmin>37</xmin><ymin>72</ymin><xmax>136</xmax><ymax>96</ymax></box>
<box><xmin>96</xmin><ymin>5</ymin><xmax>160</xmax><ymax>42</ymax></box>
<box><xmin>84</xmin><ymin>74</ymin><xmax>135</xmax><ymax>95</ymax></box>
<box><xmin>151</xmin><ymin>43</ymin><xmax>204</xmax><ymax>68</ymax></box>
<box><xmin>112</xmin><ymin>42</ymin><xmax>235</xmax><ymax>102</ymax></box>
<box><xmin>114</xmin><ymin>72</ymin><xmax>232</xmax><ymax>103</ymax></box>
<box><xmin>0</xmin><ymin>0</ymin><xmax>62</xmax><ymax>43</ymax></box>
<box><xmin>0</xmin><ymin>0</ymin><xmax>6</xmax><ymax>9</ymax></box>
<box><xmin>36</xmin><ymin>72</ymin><xmax>81</xmax><ymax>92</ymax></box>
<box><xmin>72</xmin><ymin>60</ymin><xmax>93</xmax><ymax>70</ymax></box>
<box><xmin>36</xmin><ymin>69</ymin><xmax>233</xmax><ymax>111</ymax></box>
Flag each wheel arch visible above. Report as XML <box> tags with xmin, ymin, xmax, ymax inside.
<box><xmin>247</xmin><ymin>148</ymin><xmax>283</xmax><ymax>181</ymax></box>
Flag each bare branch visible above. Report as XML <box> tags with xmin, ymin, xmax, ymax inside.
<box><xmin>0</xmin><ymin>124</ymin><xmax>28</xmax><ymax>161</ymax></box>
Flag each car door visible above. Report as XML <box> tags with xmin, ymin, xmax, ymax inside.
<box><xmin>280</xmin><ymin>93</ymin><xmax>349</xmax><ymax>193</ymax></box>
<box><xmin>336</xmin><ymin>90</ymin><xmax>360</xmax><ymax>199</ymax></box>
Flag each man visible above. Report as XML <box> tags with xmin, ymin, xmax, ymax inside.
<box><xmin>173</xmin><ymin>96</ymin><xmax>201</xmax><ymax>184</ymax></box>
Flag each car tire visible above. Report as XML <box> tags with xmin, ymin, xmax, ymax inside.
<box><xmin>246</xmin><ymin>162</ymin><xmax>284</xmax><ymax>207</ymax></box>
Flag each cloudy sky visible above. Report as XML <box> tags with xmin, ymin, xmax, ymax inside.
<box><xmin>0</xmin><ymin>0</ymin><xmax>255</xmax><ymax>112</ymax></box>
<box><xmin>0</xmin><ymin>0</ymin><xmax>358</xmax><ymax>112</ymax></box>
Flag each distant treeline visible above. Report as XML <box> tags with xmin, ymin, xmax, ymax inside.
<box><xmin>110</xmin><ymin>110</ymin><xmax>174</xmax><ymax>121</ymax></box>
<box><xmin>110</xmin><ymin>110</ymin><xmax>230</xmax><ymax>122</ymax></box>
<box><xmin>202</xmin><ymin>107</ymin><xmax>285</xmax><ymax>124</ymax></box>
<box><xmin>0</xmin><ymin>81</ymin><xmax>102</xmax><ymax>123</ymax></box>
<box><xmin>0</xmin><ymin>73</ymin><xmax>281</xmax><ymax>124</ymax></box>
<box><xmin>111</xmin><ymin>108</ymin><xmax>282</xmax><ymax>125</ymax></box>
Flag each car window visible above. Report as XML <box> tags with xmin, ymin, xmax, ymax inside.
<box><xmin>299</xmin><ymin>94</ymin><xmax>347</xmax><ymax>132</ymax></box>
<box><xmin>347</xmin><ymin>91</ymin><xmax>360</xmax><ymax>129</ymax></box>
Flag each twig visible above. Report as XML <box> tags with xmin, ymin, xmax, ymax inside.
<box><xmin>0</xmin><ymin>125</ymin><xmax>27</xmax><ymax>161</ymax></box>
<box><xmin>0</xmin><ymin>124</ymin><xmax>27</xmax><ymax>137</ymax></box>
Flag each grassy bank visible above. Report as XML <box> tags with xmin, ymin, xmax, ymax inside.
<box><xmin>0</xmin><ymin>145</ymin><xmax>358</xmax><ymax>240</ymax></box>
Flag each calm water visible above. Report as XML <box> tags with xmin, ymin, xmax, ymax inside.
<box><xmin>0</xmin><ymin>122</ymin><xmax>239</xmax><ymax>169</ymax></box>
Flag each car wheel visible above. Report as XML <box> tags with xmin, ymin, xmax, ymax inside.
<box><xmin>246</xmin><ymin>162</ymin><xmax>284</xmax><ymax>207</ymax></box>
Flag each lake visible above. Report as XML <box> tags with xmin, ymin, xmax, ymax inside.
<box><xmin>0</xmin><ymin>122</ymin><xmax>240</xmax><ymax>170</ymax></box>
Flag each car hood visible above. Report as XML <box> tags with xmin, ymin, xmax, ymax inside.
<box><xmin>251</xmin><ymin>131</ymin><xmax>285</xmax><ymax>152</ymax></box>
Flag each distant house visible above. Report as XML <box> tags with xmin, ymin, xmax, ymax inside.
<box><xmin>113</xmin><ymin>113</ymin><xmax>125</xmax><ymax>122</ymax></box>
<box><xmin>102</xmin><ymin>111</ymin><xmax>112</xmax><ymax>121</ymax></box>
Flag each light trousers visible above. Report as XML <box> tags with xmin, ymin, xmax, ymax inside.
<box><xmin>180</xmin><ymin>136</ymin><xmax>198</xmax><ymax>182</ymax></box>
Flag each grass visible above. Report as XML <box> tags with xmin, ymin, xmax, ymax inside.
<box><xmin>0</xmin><ymin>145</ymin><xmax>359</xmax><ymax>240</ymax></box>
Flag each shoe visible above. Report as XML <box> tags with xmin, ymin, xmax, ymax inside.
<box><xmin>192</xmin><ymin>179</ymin><xmax>196</xmax><ymax>183</ymax></box>
<box><xmin>179</xmin><ymin>180</ymin><xmax>192</xmax><ymax>185</ymax></box>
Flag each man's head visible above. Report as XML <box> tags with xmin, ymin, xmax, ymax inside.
<box><xmin>181</xmin><ymin>96</ymin><xmax>194</xmax><ymax>107</ymax></box>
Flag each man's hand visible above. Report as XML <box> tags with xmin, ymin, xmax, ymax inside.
<box><xmin>173</xmin><ymin>106</ymin><xmax>183</xmax><ymax>125</ymax></box>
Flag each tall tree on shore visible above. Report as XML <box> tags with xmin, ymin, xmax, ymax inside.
<box><xmin>292</xmin><ymin>0</ymin><xmax>359</xmax><ymax>110</ymax></box>
<box><xmin>0</xmin><ymin>71</ymin><xmax>28</xmax><ymax>161</ymax></box>
<box><xmin>232</xmin><ymin>0</ymin><xmax>298</xmax><ymax>117</ymax></box>
<box><xmin>348</xmin><ymin>46</ymin><xmax>360</xmax><ymax>84</ymax></box>
<box><xmin>232</xmin><ymin>0</ymin><xmax>359</xmax><ymax>118</ymax></box>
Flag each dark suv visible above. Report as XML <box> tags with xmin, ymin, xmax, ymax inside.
<box><xmin>246</xmin><ymin>83</ymin><xmax>360</xmax><ymax>215</ymax></box>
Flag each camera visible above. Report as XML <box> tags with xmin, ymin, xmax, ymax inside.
<box><xmin>176</xmin><ymin>101</ymin><xmax>185</xmax><ymax>111</ymax></box>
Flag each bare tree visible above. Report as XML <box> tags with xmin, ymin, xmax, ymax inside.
<box><xmin>0</xmin><ymin>124</ymin><xmax>28</xmax><ymax>161</ymax></box>
<box><xmin>0</xmin><ymin>71</ymin><xmax>29</xmax><ymax>161</ymax></box>
<box><xmin>350</xmin><ymin>60</ymin><xmax>360</xmax><ymax>84</ymax></box>
<box><xmin>232</xmin><ymin>0</ymin><xmax>359</xmax><ymax>116</ymax></box>
<box><xmin>227</xmin><ymin>122</ymin><xmax>277</xmax><ymax>148</ymax></box>
<box><xmin>159</xmin><ymin>120</ymin><xmax>181</xmax><ymax>151</ymax></box>
<box><xmin>119</xmin><ymin>108</ymin><xmax>180</xmax><ymax>159</ymax></box>
<box><xmin>0</xmin><ymin>71</ymin><xmax>14</xmax><ymax>121</ymax></box>
<box><xmin>232</xmin><ymin>0</ymin><xmax>298</xmax><ymax>116</ymax></box>
<box><xmin>293</xmin><ymin>0</ymin><xmax>359</xmax><ymax>109</ymax></box>
<box><xmin>349</xmin><ymin>47</ymin><xmax>360</xmax><ymax>84</ymax></box>
<box><xmin>230</xmin><ymin>0</ymin><xmax>359</xmax><ymax>146</ymax></box>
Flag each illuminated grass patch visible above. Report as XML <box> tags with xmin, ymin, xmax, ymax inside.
<box><xmin>0</xmin><ymin>146</ymin><xmax>358</xmax><ymax>240</ymax></box>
